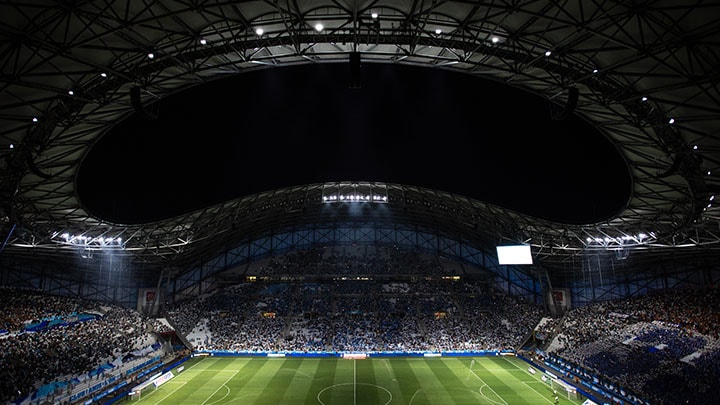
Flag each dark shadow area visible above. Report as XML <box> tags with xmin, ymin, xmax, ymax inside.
<box><xmin>77</xmin><ymin>62</ymin><xmax>631</xmax><ymax>225</ymax></box>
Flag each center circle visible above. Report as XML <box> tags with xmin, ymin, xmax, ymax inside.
<box><xmin>317</xmin><ymin>382</ymin><xmax>392</xmax><ymax>405</ymax></box>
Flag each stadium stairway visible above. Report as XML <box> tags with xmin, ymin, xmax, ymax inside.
<box><xmin>162</xmin><ymin>317</ymin><xmax>195</xmax><ymax>350</ymax></box>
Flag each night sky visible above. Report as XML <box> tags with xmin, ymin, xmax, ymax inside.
<box><xmin>77</xmin><ymin>62</ymin><xmax>631</xmax><ymax>225</ymax></box>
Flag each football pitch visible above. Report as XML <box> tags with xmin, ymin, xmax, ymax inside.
<box><xmin>131</xmin><ymin>355</ymin><xmax>586</xmax><ymax>404</ymax></box>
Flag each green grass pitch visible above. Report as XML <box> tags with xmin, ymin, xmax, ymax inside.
<box><xmin>131</xmin><ymin>355</ymin><xmax>587</xmax><ymax>404</ymax></box>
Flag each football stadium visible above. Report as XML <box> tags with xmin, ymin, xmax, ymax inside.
<box><xmin>1</xmin><ymin>1</ymin><xmax>720</xmax><ymax>405</ymax></box>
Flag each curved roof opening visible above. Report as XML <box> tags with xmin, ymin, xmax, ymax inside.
<box><xmin>77</xmin><ymin>63</ymin><xmax>631</xmax><ymax>225</ymax></box>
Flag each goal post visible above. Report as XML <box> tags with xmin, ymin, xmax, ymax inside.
<box><xmin>128</xmin><ymin>370</ymin><xmax>165</xmax><ymax>401</ymax></box>
<box><xmin>550</xmin><ymin>377</ymin><xmax>578</xmax><ymax>400</ymax></box>
<box><xmin>541</xmin><ymin>371</ymin><xmax>578</xmax><ymax>401</ymax></box>
<box><xmin>129</xmin><ymin>384</ymin><xmax>154</xmax><ymax>401</ymax></box>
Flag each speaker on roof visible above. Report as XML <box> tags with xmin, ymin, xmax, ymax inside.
<box><xmin>551</xmin><ymin>86</ymin><xmax>578</xmax><ymax>120</ymax></box>
<box><xmin>130</xmin><ymin>86</ymin><xmax>158</xmax><ymax>120</ymax></box>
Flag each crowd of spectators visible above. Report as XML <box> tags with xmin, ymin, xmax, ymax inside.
<box><xmin>544</xmin><ymin>287</ymin><xmax>720</xmax><ymax>405</ymax></box>
<box><xmin>167</xmin><ymin>279</ymin><xmax>543</xmax><ymax>353</ymax></box>
<box><xmin>5</xmin><ymin>247</ymin><xmax>718</xmax><ymax>405</ymax></box>
<box><xmin>0</xmin><ymin>288</ymin><xmax>162</xmax><ymax>404</ymax></box>
<box><xmin>164</xmin><ymin>249</ymin><xmax>544</xmax><ymax>355</ymax></box>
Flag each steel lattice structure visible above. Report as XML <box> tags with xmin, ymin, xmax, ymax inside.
<box><xmin>1</xmin><ymin>1</ymin><xmax>720</xmax><ymax>291</ymax></box>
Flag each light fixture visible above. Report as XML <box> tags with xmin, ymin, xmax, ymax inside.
<box><xmin>371</xmin><ymin>12</ymin><xmax>378</xmax><ymax>19</ymax></box>
<box><xmin>641</xmin><ymin>96</ymin><xmax>647</xmax><ymax>102</ymax></box>
<box><xmin>491</xmin><ymin>36</ymin><xmax>499</xmax><ymax>43</ymax></box>
<box><xmin>668</xmin><ymin>118</ymin><xmax>675</xmax><ymax>124</ymax></box>
<box><xmin>100</xmin><ymin>72</ymin><xmax>107</xmax><ymax>78</ymax></box>
<box><xmin>315</xmin><ymin>23</ymin><xmax>323</xmax><ymax>32</ymax></box>
<box><xmin>199</xmin><ymin>38</ymin><xmax>207</xmax><ymax>45</ymax></box>
<box><xmin>435</xmin><ymin>28</ymin><xmax>442</xmax><ymax>34</ymax></box>
<box><xmin>32</xmin><ymin>117</ymin><xmax>38</xmax><ymax>122</ymax></box>
<box><xmin>255</xmin><ymin>27</ymin><xmax>264</xmax><ymax>36</ymax></box>
<box><xmin>322</xmin><ymin>193</ymin><xmax>387</xmax><ymax>204</ymax></box>
<box><xmin>545</xmin><ymin>50</ymin><xmax>552</xmax><ymax>56</ymax></box>
<box><xmin>148</xmin><ymin>52</ymin><xmax>155</xmax><ymax>59</ymax></box>
<box><xmin>68</xmin><ymin>90</ymin><xmax>74</xmax><ymax>95</ymax></box>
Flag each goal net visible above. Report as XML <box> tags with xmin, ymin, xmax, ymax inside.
<box><xmin>129</xmin><ymin>384</ymin><xmax>154</xmax><ymax>401</ymax></box>
<box><xmin>550</xmin><ymin>377</ymin><xmax>578</xmax><ymax>400</ymax></box>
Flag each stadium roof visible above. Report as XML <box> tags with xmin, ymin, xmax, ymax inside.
<box><xmin>1</xmin><ymin>1</ymin><xmax>720</xmax><ymax>278</ymax></box>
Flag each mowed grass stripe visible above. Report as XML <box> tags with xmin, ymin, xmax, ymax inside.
<box><xmin>486</xmin><ymin>356</ymin><xmax>536</xmax><ymax>379</ymax></box>
<box><xmin>499</xmin><ymin>356</ymin><xmax>547</xmax><ymax>382</ymax></box>
<box><xmin>139</xmin><ymin>356</ymin><xmax>587</xmax><ymax>404</ymax></box>
<box><xmin>305</xmin><ymin>357</ymin><xmax>340</xmax><ymax>404</ymax></box>
<box><xmin>406</xmin><ymin>357</ymin><xmax>469</xmax><ymax>404</ymax></box>
<box><xmin>428</xmin><ymin>357</ymin><xmax>494</xmax><ymax>404</ymax></box>
<box><xmin>385</xmin><ymin>357</ymin><xmax>423</xmax><ymax>404</ymax></box>
<box><xmin>500</xmin><ymin>358</ymin><xmax>542</xmax><ymax>381</ymax></box>
<box><xmin>156</xmin><ymin>357</ymin><xmax>244</xmax><ymax>404</ymax></box>
<box><xmin>227</xmin><ymin>357</ymin><xmax>289</xmax><ymax>404</ymax></box>
<box><xmin>500</xmin><ymin>357</ymin><xmax>584</xmax><ymax>404</ymax></box>
<box><xmin>285</xmin><ymin>358</ymin><xmax>322</xmax><ymax>404</ymax></box>
<box><xmin>371</xmin><ymin>357</ymin><xmax>409</xmax><ymax>404</ymax></box>
<box><xmin>263</xmin><ymin>357</ymin><xmax>322</xmax><ymax>404</ymax></box>
<box><xmin>472</xmin><ymin>357</ymin><xmax>550</xmax><ymax>405</ymax></box>
<box><xmin>257</xmin><ymin>358</ymin><xmax>303</xmax><ymax>402</ymax></box>
<box><xmin>325</xmin><ymin>358</ymin><xmax>360</xmax><ymax>405</ymax></box>
<box><xmin>493</xmin><ymin>357</ymin><xmax>557</xmax><ymax>402</ymax></box>
<box><xmin>356</xmin><ymin>356</ymin><xmax>385</xmax><ymax>404</ymax></box>
<box><xmin>168</xmin><ymin>357</ymin><xmax>265</xmax><ymax>404</ymax></box>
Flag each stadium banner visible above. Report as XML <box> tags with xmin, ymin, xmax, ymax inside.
<box><xmin>152</xmin><ymin>371</ymin><xmax>174</xmax><ymax>387</ymax></box>
<box><xmin>137</xmin><ymin>288</ymin><xmax>165</xmax><ymax>316</ymax></box>
<box><xmin>285</xmin><ymin>351</ymin><xmax>336</xmax><ymax>358</ymax></box>
<box><xmin>547</xmin><ymin>288</ymin><xmax>572</xmax><ymax>313</ymax></box>
<box><xmin>369</xmin><ymin>351</ymin><xmax>426</xmax><ymax>357</ymax></box>
<box><xmin>128</xmin><ymin>372</ymin><xmax>162</xmax><ymax>400</ymax></box>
